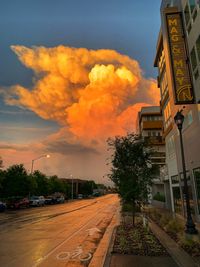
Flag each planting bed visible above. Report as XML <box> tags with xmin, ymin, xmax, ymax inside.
<box><xmin>148</xmin><ymin>208</ymin><xmax>200</xmax><ymax>258</ymax></box>
<box><xmin>113</xmin><ymin>216</ymin><xmax>169</xmax><ymax>256</ymax></box>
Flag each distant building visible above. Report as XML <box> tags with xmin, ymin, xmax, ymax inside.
<box><xmin>137</xmin><ymin>106</ymin><xmax>167</xmax><ymax>205</ymax></box>
<box><xmin>61</xmin><ymin>178</ymin><xmax>87</xmax><ymax>198</ymax></box>
<box><xmin>154</xmin><ymin>0</ymin><xmax>200</xmax><ymax>220</ymax></box>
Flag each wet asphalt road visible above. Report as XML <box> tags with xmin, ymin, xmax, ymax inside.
<box><xmin>0</xmin><ymin>194</ymin><xmax>119</xmax><ymax>267</ymax></box>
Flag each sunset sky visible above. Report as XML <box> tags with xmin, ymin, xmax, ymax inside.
<box><xmin>0</xmin><ymin>0</ymin><xmax>161</xmax><ymax>184</ymax></box>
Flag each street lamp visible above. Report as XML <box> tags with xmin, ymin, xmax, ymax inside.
<box><xmin>174</xmin><ymin>110</ymin><xmax>198</xmax><ymax>234</ymax></box>
<box><xmin>31</xmin><ymin>154</ymin><xmax>50</xmax><ymax>174</ymax></box>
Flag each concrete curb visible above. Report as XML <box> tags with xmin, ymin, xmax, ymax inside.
<box><xmin>148</xmin><ymin>219</ymin><xmax>199</xmax><ymax>267</ymax></box>
<box><xmin>88</xmin><ymin>206</ymin><xmax>120</xmax><ymax>267</ymax></box>
<box><xmin>103</xmin><ymin>226</ymin><xmax>117</xmax><ymax>267</ymax></box>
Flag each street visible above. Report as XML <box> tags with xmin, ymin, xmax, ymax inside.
<box><xmin>0</xmin><ymin>194</ymin><xmax>120</xmax><ymax>267</ymax></box>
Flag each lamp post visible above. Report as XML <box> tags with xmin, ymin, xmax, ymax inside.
<box><xmin>31</xmin><ymin>154</ymin><xmax>50</xmax><ymax>174</ymax></box>
<box><xmin>174</xmin><ymin>110</ymin><xmax>198</xmax><ymax>234</ymax></box>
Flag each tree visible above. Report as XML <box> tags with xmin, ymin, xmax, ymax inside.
<box><xmin>32</xmin><ymin>170</ymin><xmax>49</xmax><ymax>196</ymax></box>
<box><xmin>80</xmin><ymin>180</ymin><xmax>96</xmax><ymax>196</ymax></box>
<box><xmin>2</xmin><ymin>164</ymin><xmax>31</xmax><ymax>197</ymax></box>
<box><xmin>48</xmin><ymin>175</ymin><xmax>67</xmax><ymax>195</ymax></box>
<box><xmin>107</xmin><ymin>133</ymin><xmax>157</xmax><ymax>225</ymax></box>
<box><xmin>0</xmin><ymin>156</ymin><xmax>3</xmax><ymax>169</ymax></box>
<box><xmin>0</xmin><ymin>169</ymin><xmax>5</xmax><ymax>197</ymax></box>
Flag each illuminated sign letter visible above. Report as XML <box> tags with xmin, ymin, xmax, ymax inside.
<box><xmin>168</xmin><ymin>19</ymin><xmax>177</xmax><ymax>26</ymax></box>
<box><xmin>165</xmin><ymin>10</ymin><xmax>194</xmax><ymax>104</ymax></box>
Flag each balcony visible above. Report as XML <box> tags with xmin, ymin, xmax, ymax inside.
<box><xmin>142</xmin><ymin>120</ymin><xmax>163</xmax><ymax>130</ymax></box>
<box><xmin>144</xmin><ymin>136</ymin><xmax>165</xmax><ymax>145</ymax></box>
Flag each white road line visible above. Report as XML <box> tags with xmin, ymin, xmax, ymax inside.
<box><xmin>32</xmin><ymin>202</ymin><xmax>117</xmax><ymax>267</ymax></box>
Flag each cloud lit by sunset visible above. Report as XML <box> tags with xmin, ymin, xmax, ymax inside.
<box><xmin>4</xmin><ymin>46</ymin><xmax>159</xmax><ymax>145</ymax></box>
<box><xmin>0</xmin><ymin>45</ymin><xmax>160</xmax><ymax>178</ymax></box>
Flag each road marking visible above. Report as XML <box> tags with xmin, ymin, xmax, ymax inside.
<box><xmin>32</xmin><ymin>203</ymin><xmax>116</xmax><ymax>267</ymax></box>
<box><xmin>56</xmin><ymin>245</ymin><xmax>92</xmax><ymax>262</ymax></box>
<box><xmin>86</xmin><ymin>227</ymin><xmax>101</xmax><ymax>236</ymax></box>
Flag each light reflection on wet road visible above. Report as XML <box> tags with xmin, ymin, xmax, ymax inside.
<box><xmin>0</xmin><ymin>194</ymin><xmax>119</xmax><ymax>267</ymax></box>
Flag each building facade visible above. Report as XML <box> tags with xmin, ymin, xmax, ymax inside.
<box><xmin>154</xmin><ymin>0</ymin><xmax>200</xmax><ymax>220</ymax></box>
<box><xmin>137</xmin><ymin>106</ymin><xmax>168</xmax><ymax>205</ymax></box>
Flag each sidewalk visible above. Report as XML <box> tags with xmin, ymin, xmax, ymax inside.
<box><xmin>104</xmin><ymin>217</ymin><xmax>199</xmax><ymax>267</ymax></box>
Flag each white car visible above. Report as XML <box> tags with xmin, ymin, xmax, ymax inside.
<box><xmin>29</xmin><ymin>196</ymin><xmax>45</xmax><ymax>206</ymax></box>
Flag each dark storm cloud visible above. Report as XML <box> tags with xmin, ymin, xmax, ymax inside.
<box><xmin>44</xmin><ymin>140</ymin><xmax>100</xmax><ymax>155</ymax></box>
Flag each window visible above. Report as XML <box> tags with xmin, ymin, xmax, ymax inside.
<box><xmin>167</xmin><ymin>135</ymin><xmax>175</xmax><ymax>157</ymax></box>
<box><xmin>189</xmin><ymin>0</ymin><xmax>196</xmax><ymax>13</ymax></box>
<box><xmin>190</xmin><ymin>47</ymin><xmax>197</xmax><ymax>71</ymax></box>
<box><xmin>184</xmin><ymin>4</ymin><xmax>190</xmax><ymax>25</ymax></box>
<box><xmin>147</xmin><ymin>116</ymin><xmax>151</xmax><ymax>121</ymax></box>
<box><xmin>196</xmin><ymin>35</ymin><xmax>200</xmax><ymax>62</ymax></box>
<box><xmin>160</xmin><ymin>70</ymin><xmax>168</xmax><ymax>100</ymax></box>
<box><xmin>193</xmin><ymin>168</ymin><xmax>200</xmax><ymax>214</ymax></box>
<box><xmin>171</xmin><ymin>175</ymin><xmax>179</xmax><ymax>184</ymax></box>
<box><xmin>163</xmin><ymin>100</ymin><xmax>172</xmax><ymax>129</ymax></box>
<box><xmin>188</xmin><ymin>110</ymin><xmax>193</xmax><ymax>125</ymax></box>
<box><xmin>180</xmin><ymin>171</ymin><xmax>190</xmax><ymax>181</ymax></box>
<box><xmin>172</xmin><ymin>186</ymin><xmax>183</xmax><ymax>214</ymax></box>
<box><xmin>198</xmin><ymin>104</ymin><xmax>200</xmax><ymax>121</ymax></box>
<box><xmin>194</xmin><ymin>69</ymin><xmax>199</xmax><ymax>80</ymax></box>
<box><xmin>183</xmin><ymin>110</ymin><xmax>193</xmax><ymax>129</ymax></box>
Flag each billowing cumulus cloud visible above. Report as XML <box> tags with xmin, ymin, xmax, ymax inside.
<box><xmin>0</xmin><ymin>46</ymin><xmax>161</xmax><ymax>179</ymax></box>
<box><xmin>3</xmin><ymin>45</ymin><xmax>159</xmax><ymax>146</ymax></box>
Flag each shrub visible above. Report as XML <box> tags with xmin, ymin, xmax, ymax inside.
<box><xmin>153</xmin><ymin>192</ymin><xmax>165</xmax><ymax>202</ymax></box>
<box><xmin>165</xmin><ymin>219</ymin><xmax>184</xmax><ymax>236</ymax></box>
<box><xmin>122</xmin><ymin>202</ymin><xmax>133</xmax><ymax>212</ymax></box>
<box><xmin>179</xmin><ymin>238</ymin><xmax>200</xmax><ymax>256</ymax></box>
<box><xmin>150</xmin><ymin>208</ymin><xmax>162</xmax><ymax>221</ymax></box>
<box><xmin>160</xmin><ymin>213</ymin><xmax>172</xmax><ymax>227</ymax></box>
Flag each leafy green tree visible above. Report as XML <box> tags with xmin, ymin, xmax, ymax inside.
<box><xmin>80</xmin><ymin>180</ymin><xmax>96</xmax><ymax>196</ymax></box>
<box><xmin>31</xmin><ymin>170</ymin><xmax>49</xmax><ymax>196</ymax></box>
<box><xmin>107</xmin><ymin>133</ymin><xmax>157</xmax><ymax>225</ymax></box>
<box><xmin>0</xmin><ymin>157</ymin><xmax>3</xmax><ymax>169</ymax></box>
<box><xmin>2</xmin><ymin>164</ymin><xmax>31</xmax><ymax>197</ymax></box>
<box><xmin>0</xmin><ymin>169</ymin><xmax>5</xmax><ymax>197</ymax></box>
<box><xmin>48</xmin><ymin>175</ymin><xmax>67</xmax><ymax>194</ymax></box>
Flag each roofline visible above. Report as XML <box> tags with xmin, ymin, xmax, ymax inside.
<box><xmin>154</xmin><ymin>29</ymin><xmax>163</xmax><ymax>67</ymax></box>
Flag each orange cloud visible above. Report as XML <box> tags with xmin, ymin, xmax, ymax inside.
<box><xmin>3</xmin><ymin>46</ymin><xmax>160</xmax><ymax>145</ymax></box>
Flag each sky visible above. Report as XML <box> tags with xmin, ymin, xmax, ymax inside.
<box><xmin>0</xmin><ymin>0</ymin><xmax>161</xmax><ymax>184</ymax></box>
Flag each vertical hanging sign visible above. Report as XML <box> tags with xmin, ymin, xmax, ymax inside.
<box><xmin>165</xmin><ymin>11</ymin><xmax>195</xmax><ymax>104</ymax></box>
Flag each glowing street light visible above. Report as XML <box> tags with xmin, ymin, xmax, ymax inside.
<box><xmin>31</xmin><ymin>154</ymin><xmax>50</xmax><ymax>174</ymax></box>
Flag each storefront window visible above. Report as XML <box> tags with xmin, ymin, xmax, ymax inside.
<box><xmin>181</xmin><ymin>185</ymin><xmax>195</xmax><ymax>216</ymax></box>
<box><xmin>173</xmin><ymin>187</ymin><xmax>183</xmax><ymax>214</ymax></box>
<box><xmin>180</xmin><ymin>171</ymin><xmax>190</xmax><ymax>181</ymax></box>
<box><xmin>193</xmin><ymin>168</ymin><xmax>200</xmax><ymax>214</ymax></box>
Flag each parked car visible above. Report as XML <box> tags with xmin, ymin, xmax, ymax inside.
<box><xmin>45</xmin><ymin>196</ymin><xmax>57</xmax><ymax>205</ymax></box>
<box><xmin>77</xmin><ymin>194</ymin><xmax>83</xmax><ymax>199</ymax></box>
<box><xmin>29</xmin><ymin>196</ymin><xmax>45</xmax><ymax>206</ymax></box>
<box><xmin>56</xmin><ymin>195</ymin><xmax>65</xmax><ymax>204</ymax></box>
<box><xmin>7</xmin><ymin>197</ymin><xmax>30</xmax><ymax>209</ymax></box>
<box><xmin>0</xmin><ymin>201</ymin><xmax>6</xmax><ymax>212</ymax></box>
